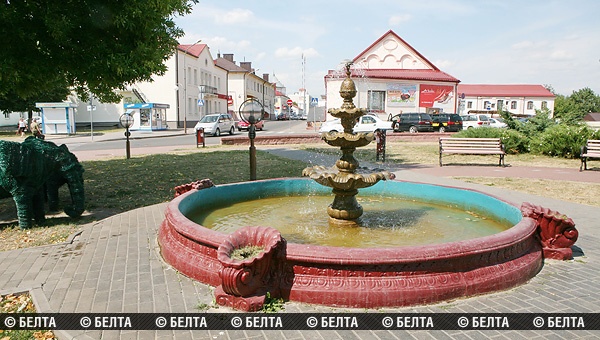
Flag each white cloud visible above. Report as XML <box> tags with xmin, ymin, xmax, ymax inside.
<box><xmin>215</xmin><ymin>8</ymin><xmax>254</xmax><ymax>25</ymax></box>
<box><xmin>389</xmin><ymin>14</ymin><xmax>411</xmax><ymax>26</ymax></box>
<box><xmin>549</xmin><ymin>50</ymin><xmax>573</xmax><ymax>61</ymax></box>
<box><xmin>275</xmin><ymin>47</ymin><xmax>319</xmax><ymax>59</ymax></box>
<box><xmin>433</xmin><ymin>59</ymin><xmax>453</xmax><ymax>69</ymax></box>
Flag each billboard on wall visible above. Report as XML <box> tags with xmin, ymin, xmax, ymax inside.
<box><xmin>387</xmin><ymin>83</ymin><xmax>417</xmax><ymax>107</ymax></box>
<box><xmin>419</xmin><ymin>84</ymin><xmax>454</xmax><ymax>108</ymax></box>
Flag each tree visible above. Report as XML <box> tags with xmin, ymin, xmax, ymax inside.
<box><xmin>554</xmin><ymin>87</ymin><xmax>600</xmax><ymax>125</ymax></box>
<box><xmin>0</xmin><ymin>0</ymin><xmax>197</xmax><ymax>107</ymax></box>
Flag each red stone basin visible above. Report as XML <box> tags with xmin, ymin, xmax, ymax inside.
<box><xmin>158</xmin><ymin>179</ymin><xmax>545</xmax><ymax>309</ymax></box>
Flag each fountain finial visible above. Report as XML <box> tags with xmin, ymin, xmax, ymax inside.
<box><xmin>339</xmin><ymin>61</ymin><xmax>357</xmax><ymax>110</ymax></box>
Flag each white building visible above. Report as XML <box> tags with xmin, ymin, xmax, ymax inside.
<box><xmin>71</xmin><ymin>43</ymin><xmax>228</xmax><ymax>130</ymax></box>
<box><xmin>457</xmin><ymin>84</ymin><xmax>555</xmax><ymax>117</ymax></box>
<box><xmin>325</xmin><ymin>30</ymin><xmax>460</xmax><ymax>119</ymax></box>
<box><xmin>215</xmin><ymin>54</ymin><xmax>275</xmax><ymax>121</ymax></box>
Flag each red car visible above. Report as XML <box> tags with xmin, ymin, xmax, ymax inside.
<box><xmin>237</xmin><ymin>119</ymin><xmax>264</xmax><ymax>131</ymax></box>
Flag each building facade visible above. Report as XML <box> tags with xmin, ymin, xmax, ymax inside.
<box><xmin>215</xmin><ymin>54</ymin><xmax>275</xmax><ymax>121</ymax></box>
<box><xmin>457</xmin><ymin>84</ymin><xmax>555</xmax><ymax>117</ymax></box>
<box><xmin>324</xmin><ymin>30</ymin><xmax>460</xmax><ymax>119</ymax></box>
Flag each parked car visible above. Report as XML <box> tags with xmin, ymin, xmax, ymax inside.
<box><xmin>389</xmin><ymin>113</ymin><xmax>434</xmax><ymax>133</ymax></box>
<box><xmin>237</xmin><ymin>119</ymin><xmax>264</xmax><ymax>131</ymax></box>
<box><xmin>460</xmin><ymin>114</ymin><xmax>490</xmax><ymax>129</ymax></box>
<box><xmin>194</xmin><ymin>113</ymin><xmax>236</xmax><ymax>136</ymax></box>
<box><xmin>319</xmin><ymin>115</ymin><xmax>392</xmax><ymax>133</ymax></box>
<box><xmin>431</xmin><ymin>113</ymin><xmax>463</xmax><ymax>132</ymax></box>
<box><xmin>488</xmin><ymin>117</ymin><xmax>507</xmax><ymax>128</ymax></box>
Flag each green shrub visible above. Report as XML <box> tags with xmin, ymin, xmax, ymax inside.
<box><xmin>499</xmin><ymin>129</ymin><xmax>530</xmax><ymax>154</ymax></box>
<box><xmin>452</xmin><ymin>127</ymin><xmax>528</xmax><ymax>154</ymax></box>
<box><xmin>453</xmin><ymin>127</ymin><xmax>502</xmax><ymax>138</ymax></box>
<box><xmin>530</xmin><ymin>124</ymin><xmax>595</xmax><ymax>158</ymax></box>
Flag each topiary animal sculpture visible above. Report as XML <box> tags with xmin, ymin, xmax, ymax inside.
<box><xmin>0</xmin><ymin>137</ymin><xmax>85</xmax><ymax>229</ymax></box>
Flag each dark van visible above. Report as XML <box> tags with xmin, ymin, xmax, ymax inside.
<box><xmin>431</xmin><ymin>113</ymin><xmax>463</xmax><ymax>132</ymax></box>
<box><xmin>390</xmin><ymin>113</ymin><xmax>433</xmax><ymax>133</ymax></box>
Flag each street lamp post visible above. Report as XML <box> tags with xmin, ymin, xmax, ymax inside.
<box><xmin>119</xmin><ymin>113</ymin><xmax>134</xmax><ymax>159</ymax></box>
<box><xmin>182</xmin><ymin>39</ymin><xmax>202</xmax><ymax>134</ymax></box>
<box><xmin>239</xmin><ymin>99</ymin><xmax>264</xmax><ymax>181</ymax></box>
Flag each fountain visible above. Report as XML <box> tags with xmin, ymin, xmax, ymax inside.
<box><xmin>302</xmin><ymin>62</ymin><xmax>395</xmax><ymax>227</ymax></box>
<box><xmin>158</xmin><ymin>65</ymin><xmax>579</xmax><ymax>312</ymax></box>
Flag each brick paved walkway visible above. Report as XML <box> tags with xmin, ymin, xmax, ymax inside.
<box><xmin>1</xmin><ymin>147</ymin><xmax>599</xmax><ymax>339</ymax></box>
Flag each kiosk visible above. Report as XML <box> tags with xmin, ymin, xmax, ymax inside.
<box><xmin>35</xmin><ymin>102</ymin><xmax>78</xmax><ymax>135</ymax></box>
<box><xmin>123</xmin><ymin>103</ymin><xmax>169</xmax><ymax>131</ymax></box>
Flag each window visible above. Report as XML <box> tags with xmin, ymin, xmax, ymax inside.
<box><xmin>484</xmin><ymin>101</ymin><xmax>491</xmax><ymax>109</ymax></box>
<box><xmin>467</xmin><ymin>101</ymin><xmax>473</xmax><ymax>109</ymax></box>
<box><xmin>541</xmin><ymin>101</ymin><xmax>547</xmax><ymax>110</ymax></box>
<box><xmin>194</xmin><ymin>69</ymin><xmax>198</xmax><ymax>86</ymax></box>
<box><xmin>367</xmin><ymin>90</ymin><xmax>385</xmax><ymax>111</ymax></box>
<box><xmin>497</xmin><ymin>100</ymin><xmax>503</xmax><ymax>110</ymax></box>
<box><xmin>511</xmin><ymin>101</ymin><xmax>517</xmax><ymax>110</ymax></box>
<box><xmin>527</xmin><ymin>101</ymin><xmax>534</xmax><ymax>110</ymax></box>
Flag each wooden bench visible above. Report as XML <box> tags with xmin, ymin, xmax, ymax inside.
<box><xmin>439</xmin><ymin>137</ymin><xmax>505</xmax><ymax>167</ymax></box>
<box><xmin>580</xmin><ymin>139</ymin><xmax>600</xmax><ymax>171</ymax></box>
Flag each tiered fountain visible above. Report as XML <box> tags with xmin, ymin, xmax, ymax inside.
<box><xmin>158</xmin><ymin>63</ymin><xmax>578</xmax><ymax>312</ymax></box>
<box><xmin>302</xmin><ymin>62</ymin><xmax>394</xmax><ymax>227</ymax></box>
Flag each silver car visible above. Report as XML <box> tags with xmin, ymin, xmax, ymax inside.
<box><xmin>194</xmin><ymin>113</ymin><xmax>236</xmax><ymax>136</ymax></box>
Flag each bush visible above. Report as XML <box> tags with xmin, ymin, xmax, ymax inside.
<box><xmin>530</xmin><ymin>124</ymin><xmax>596</xmax><ymax>158</ymax></box>
<box><xmin>453</xmin><ymin>127</ymin><xmax>502</xmax><ymax>138</ymax></box>
<box><xmin>452</xmin><ymin>127</ymin><xmax>528</xmax><ymax>154</ymax></box>
<box><xmin>499</xmin><ymin>129</ymin><xmax>529</xmax><ymax>154</ymax></box>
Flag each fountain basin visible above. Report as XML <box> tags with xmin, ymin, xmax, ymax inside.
<box><xmin>158</xmin><ymin>178</ymin><xmax>542</xmax><ymax>308</ymax></box>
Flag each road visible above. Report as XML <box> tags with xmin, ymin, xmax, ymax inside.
<box><xmin>47</xmin><ymin>120</ymin><xmax>318</xmax><ymax>161</ymax></box>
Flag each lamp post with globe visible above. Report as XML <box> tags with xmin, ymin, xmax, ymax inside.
<box><xmin>119</xmin><ymin>113</ymin><xmax>134</xmax><ymax>159</ymax></box>
<box><xmin>238</xmin><ymin>98</ymin><xmax>264</xmax><ymax>181</ymax></box>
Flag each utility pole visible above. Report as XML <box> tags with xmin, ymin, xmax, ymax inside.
<box><xmin>302</xmin><ymin>54</ymin><xmax>306</xmax><ymax>120</ymax></box>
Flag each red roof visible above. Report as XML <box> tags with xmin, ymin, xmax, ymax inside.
<box><xmin>458</xmin><ymin>84</ymin><xmax>555</xmax><ymax>98</ymax></box>
<box><xmin>325</xmin><ymin>69</ymin><xmax>459</xmax><ymax>83</ymax></box>
<box><xmin>177</xmin><ymin>44</ymin><xmax>207</xmax><ymax>57</ymax></box>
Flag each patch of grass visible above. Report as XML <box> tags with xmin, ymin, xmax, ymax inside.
<box><xmin>260</xmin><ymin>292</ymin><xmax>285</xmax><ymax>313</ymax></box>
<box><xmin>229</xmin><ymin>245</ymin><xmax>265</xmax><ymax>261</ymax></box>
<box><xmin>455</xmin><ymin>177</ymin><xmax>600</xmax><ymax>207</ymax></box>
<box><xmin>0</xmin><ymin>150</ymin><xmax>309</xmax><ymax>251</ymax></box>
<box><xmin>0</xmin><ymin>293</ymin><xmax>56</xmax><ymax>339</ymax></box>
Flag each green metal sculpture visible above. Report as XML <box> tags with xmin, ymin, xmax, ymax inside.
<box><xmin>0</xmin><ymin>137</ymin><xmax>85</xmax><ymax>229</ymax></box>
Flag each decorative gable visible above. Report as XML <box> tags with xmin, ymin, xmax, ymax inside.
<box><xmin>353</xmin><ymin>30</ymin><xmax>436</xmax><ymax>70</ymax></box>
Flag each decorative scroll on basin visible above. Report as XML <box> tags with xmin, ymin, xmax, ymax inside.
<box><xmin>215</xmin><ymin>226</ymin><xmax>286</xmax><ymax>312</ymax></box>
<box><xmin>521</xmin><ymin>202</ymin><xmax>579</xmax><ymax>260</ymax></box>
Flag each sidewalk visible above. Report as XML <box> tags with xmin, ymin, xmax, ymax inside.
<box><xmin>1</xmin><ymin>141</ymin><xmax>599</xmax><ymax>339</ymax></box>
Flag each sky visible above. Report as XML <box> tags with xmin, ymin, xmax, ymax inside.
<box><xmin>174</xmin><ymin>0</ymin><xmax>600</xmax><ymax>98</ymax></box>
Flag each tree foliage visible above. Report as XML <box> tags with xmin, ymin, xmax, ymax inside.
<box><xmin>554</xmin><ymin>87</ymin><xmax>600</xmax><ymax>125</ymax></box>
<box><xmin>0</xmin><ymin>0</ymin><xmax>197</xmax><ymax>108</ymax></box>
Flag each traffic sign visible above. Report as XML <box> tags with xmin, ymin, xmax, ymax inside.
<box><xmin>286</xmin><ymin>99</ymin><xmax>293</xmax><ymax>106</ymax></box>
<box><xmin>198</xmin><ymin>99</ymin><xmax>204</xmax><ymax>106</ymax></box>
<box><xmin>310</xmin><ymin>97</ymin><xmax>318</xmax><ymax>107</ymax></box>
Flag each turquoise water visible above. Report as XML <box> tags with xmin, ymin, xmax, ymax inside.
<box><xmin>184</xmin><ymin>179</ymin><xmax>517</xmax><ymax>248</ymax></box>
